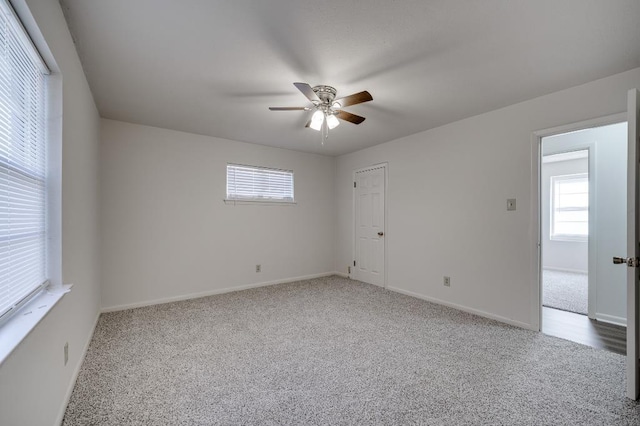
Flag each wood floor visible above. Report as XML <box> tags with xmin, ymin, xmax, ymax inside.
<box><xmin>542</xmin><ymin>306</ymin><xmax>626</xmax><ymax>355</ymax></box>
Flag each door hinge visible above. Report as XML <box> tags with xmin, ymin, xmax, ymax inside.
<box><xmin>354</xmin><ymin>181</ymin><xmax>356</xmax><ymax>188</ymax></box>
<box><xmin>353</xmin><ymin>260</ymin><xmax>356</xmax><ymax>266</ymax></box>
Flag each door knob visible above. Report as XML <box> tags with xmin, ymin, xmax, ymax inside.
<box><xmin>613</xmin><ymin>256</ymin><xmax>640</xmax><ymax>267</ymax></box>
<box><xmin>377</xmin><ymin>232</ymin><xmax>384</xmax><ymax>236</ymax></box>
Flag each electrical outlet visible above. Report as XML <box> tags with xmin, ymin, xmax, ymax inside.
<box><xmin>64</xmin><ymin>342</ymin><xmax>69</xmax><ymax>366</ymax></box>
<box><xmin>348</xmin><ymin>266</ymin><xmax>351</xmax><ymax>274</ymax></box>
<box><xmin>444</xmin><ymin>276</ymin><xmax>451</xmax><ymax>287</ymax></box>
<box><xmin>256</xmin><ymin>264</ymin><xmax>261</xmax><ymax>273</ymax></box>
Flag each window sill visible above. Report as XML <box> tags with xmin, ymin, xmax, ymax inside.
<box><xmin>223</xmin><ymin>199</ymin><xmax>297</xmax><ymax>205</ymax></box>
<box><xmin>550</xmin><ymin>235</ymin><xmax>588</xmax><ymax>243</ymax></box>
<box><xmin>0</xmin><ymin>284</ymin><xmax>72</xmax><ymax>366</ymax></box>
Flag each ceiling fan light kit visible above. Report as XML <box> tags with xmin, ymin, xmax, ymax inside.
<box><xmin>269</xmin><ymin>82</ymin><xmax>373</xmax><ymax>140</ymax></box>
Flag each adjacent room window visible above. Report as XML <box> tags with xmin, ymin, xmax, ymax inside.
<box><xmin>226</xmin><ymin>164</ymin><xmax>294</xmax><ymax>202</ymax></box>
<box><xmin>551</xmin><ymin>173</ymin><xmax>588</xmax><ymax>241</ymax></box>
<box><xmin>0</xmin><ymin>0</ymin><xmax>50</xmax><ymax>326</ymax></box>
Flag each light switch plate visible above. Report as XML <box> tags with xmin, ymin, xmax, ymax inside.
<box><xmin>507</xmin><ymin>199</ymin><xmax>516</xmax><ymax>211</ymax></box>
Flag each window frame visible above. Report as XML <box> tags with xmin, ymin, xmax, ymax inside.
<box><xmin>550</xmin><ymin>172</ymin><xmax>589</xmax><ymax>242</ymax></box>
<box><xmin>0</xmin><ymin>0</ymin><xmax>51</xmax><ymax>328</ymax></box>
<box><xmin>225</xmin><ymin>163</ymin><xmax>295</xmax><ymax>204</ymax></box>
<box><xmin>0</xmin><ymin>0</ymin><xmax>71</xmax><ymax>367</ymax></box>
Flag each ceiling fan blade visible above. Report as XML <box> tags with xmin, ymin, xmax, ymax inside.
<box><xmin>293</xmin><ymin>82</ymin><xmax>320</xmax><ymax>102</ymax></box>
<box><xmin>269</xmin><ymin>106</ymin><xmax>311</xmax><ymax>111</ymax></box>
<box><xmin>335</xmin><ymin>110</ymin><xmax>366</xmax><ymax>125</ymax></box>
<box><xmin>334</xmin><ymin>91</ymin><xmax>373</xmax><ymax>108</ymax></box>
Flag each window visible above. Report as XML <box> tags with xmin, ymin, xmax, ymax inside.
<box><xmin>226</xmin><ymin>164</ymin><xmax>294</xmax><ymax>202</ymax></box>
<box><xmin>0</xmin><ymin>0</ymin><xmax>49</xmax><ymax>326</ymax></box>
<box><xmin>551</xmin><ymin>173</ymin><xmax>588</xmax><ymax>241</ymax></box>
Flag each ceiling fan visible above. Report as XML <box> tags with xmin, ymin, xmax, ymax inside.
<box><xmin>269</xmin><ymin>83</ymin><xmax>373</xmax><ymax>136</ymax></box>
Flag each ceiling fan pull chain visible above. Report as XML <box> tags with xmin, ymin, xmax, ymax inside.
<box><xmin>321</xmin><ymin>118</ymin><xmax>328</xmax><ymax>144</ymax></box>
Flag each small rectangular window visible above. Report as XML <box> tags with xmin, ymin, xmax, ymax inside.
<box><xmin>226</xmin><ymin>164</ymin><xmax>294</xmax><ymax>202</ymax></box>
<box><xmin>551</xmin><ymin>173</ymin><xmax>588</xmax><ymax>241</ymax></box>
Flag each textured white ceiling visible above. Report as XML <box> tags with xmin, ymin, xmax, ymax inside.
<box><xmin>60</xmin><ymin>0</ymin><xmax>640</xmax><ymax>156</ymax></box>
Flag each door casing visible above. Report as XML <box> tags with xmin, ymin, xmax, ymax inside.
<box><xmin>530</xmin><ymin>113</ymin><xmax>626</xmax><ymax>332</ymax></box>
<box><xmin>626</xmin><ymin>88</ymin><xmax>640</xmax><ymax>399</ymax></box>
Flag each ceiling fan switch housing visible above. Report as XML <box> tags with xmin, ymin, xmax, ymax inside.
<box><xmin>312</xmin><ymin>85</ymin><xmax>337</xmax><ymax>105</ymax></box>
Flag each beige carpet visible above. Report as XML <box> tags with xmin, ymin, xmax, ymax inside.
<box><xmin>543</xmin><ymin>269</ymin><xmax>588</xmax><ymax>314</ymax></box>
<box><xmin>63</xmin><ymin>276</ymin><xmax>639</xmax><ymax>425</ymax></box>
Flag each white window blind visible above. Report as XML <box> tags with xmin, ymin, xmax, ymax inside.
<box><xmin>0</xmin><ymin>0</ymin><xmax>48</xmax><ymax>325</ymax></box>
<box><xmin>226</xmin><ymin>164</ymin><xmax>294</xmax><ymax>202</ymax></box>
<box><xmin>551</xmin><ymin>173</ymin><xmax>588</xmax><ymax>241</ymax></box>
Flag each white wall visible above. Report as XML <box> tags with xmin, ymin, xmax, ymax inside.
<box><xmin>541</xmin><ymin>156</ymin><xmax>589</xmax><ymax>273</ymax></box>
<box><xmin>542</xmin><ymin>124</ymin><xmax>628</xmax><ymax>324</ymax></box>
<box><xmin>100</xmin><ymin>119</ymin><xmax>335</xmax><ymax>310</ymax></box>
<box><xmin>335</xmin><ymin>67</ymin><xmax>640</xmax><ymax>329</ymax></box>
<box><xmin>0</xmin><ymin>0</ymin><xmax>101</xmax><ymax>425</ymax></box>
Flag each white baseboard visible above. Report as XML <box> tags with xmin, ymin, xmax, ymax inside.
<box><xmin>56</xmin><ymin>311</ymin><xmax>100</xmax><ymax>426</ymax></box>
<box><xmin>101</xmin><ymin>272</ymin><xmax>338</xmax><ymax>313</ymax></box>
<box><xmin>595</xmin><ymin>312</ymin><xmax>627</xmax><ymax>327</ymax></box>
<box><xmin>542</xmin><ymin>267</ymin><xmax>588</xmax><ymax>274</ymax></box>
<box><xmin>386</xmin><ymin>286</ymin><xmax>534</xmax><ymax>330</ymax></box>
<box><xmin>333</xmin><ymin>271</ymin><xmax>349</xmax><ymax>278</ymax></box>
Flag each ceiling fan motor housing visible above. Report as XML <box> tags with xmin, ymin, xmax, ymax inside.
<box><xmin>312</xmin><ymin>85</ymin><xmax>338</xmax><ymax>107</ymax></box>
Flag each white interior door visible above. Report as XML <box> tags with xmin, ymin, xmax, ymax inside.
<box><xmin>354</xmin><ymin>165</ymin><xmax>385</xmax><ymax>287</ymax></box>
<box><xmin>627</xmin><ymin>88</ymin><xmax>640</xmax><ymax>400</ymax></box>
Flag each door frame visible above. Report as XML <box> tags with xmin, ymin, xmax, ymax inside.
<box><xmin>530</xmin><ymin>113</ymin><xmax>626</xmax><ymax>331</ymax></box>
<box><xmin>627</xmin><ymin>88</ymin><xmax>640</xmax><ymax>399</ymax></box>
<box><xmin>352</xmin><ymin>162</ymin><xmax>388</xmax><ymax>288</ymax></box>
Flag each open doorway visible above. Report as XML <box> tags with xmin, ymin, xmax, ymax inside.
<box><xmin>540</xmin><ymin>121</ymin><xmax>627</xmax><ymax>354</ymax></box>
<box><xmin>542</xmin><ymin>150</ymin><xmax>589</xmax><ymax>315</ymax></box>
